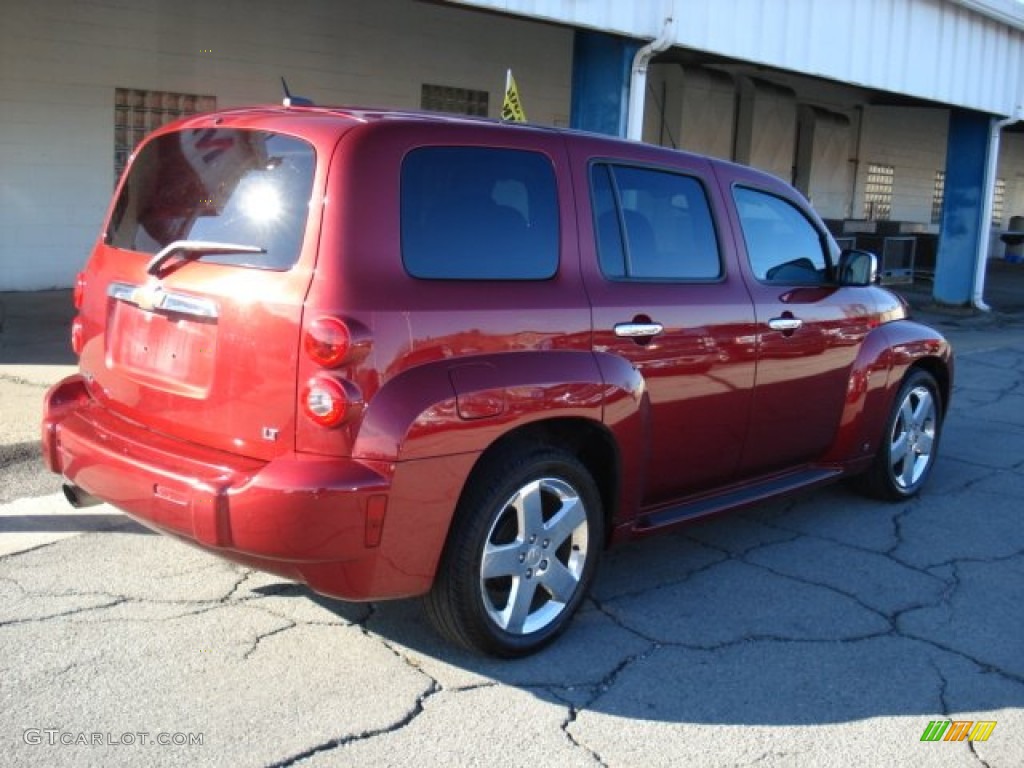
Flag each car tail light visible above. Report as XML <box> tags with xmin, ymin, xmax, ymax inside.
<box><xmin>304</xmin><ymin>317</ymin><xmax>351</xmax><ymax>368</ymax></box>
<box><xmin>73</xmin><ymin>271</ymin><xmax>86</xmax><ymax>309</ymax></box>
<box><xmin>70</xmin><ymin>317</ymin><xmax>84</xmax><ymax>356</ymax></box>
<box><xmin>302</xmin><ymin>376</ymin><xmax>349</xmax><ymax>427</ymax></box>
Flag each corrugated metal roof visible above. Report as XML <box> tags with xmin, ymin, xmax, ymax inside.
<box><xmin>447</xmin><ymin>0</ymin><xmax>1024</xmax><ymax>116</ymax></box>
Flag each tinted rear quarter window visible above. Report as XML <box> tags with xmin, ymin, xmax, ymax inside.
<box><xmin>401</xmin><ymin>147</ymin><xmax>559</xmax><ymax>280</ymax></box>
<box><xmin>107</xmin><ymin>129</ymin><xmax>315</xmax><ymax>270</ymax></box>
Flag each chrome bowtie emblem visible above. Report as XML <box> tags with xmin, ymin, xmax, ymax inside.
<box><xmin>131</xmin><ymin>284</ymin><xmax>163</xmax><ymax>311</ymax></box>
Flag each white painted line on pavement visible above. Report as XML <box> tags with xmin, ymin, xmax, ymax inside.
<box><xmin>0</xmin><ymin>493</ymin><xmax>124</xmax><ymax>557</ymax></box>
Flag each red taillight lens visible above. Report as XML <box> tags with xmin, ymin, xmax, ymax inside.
<box><xmin>70</xmin><ymin>317</ymin><xmax>84</xmax><ymax>356</ymax></box>
<box><xmin>302</xmin><ymin>376</ymin><xmax>348</xmax><ymax>427</ymax></box>
<box><xmin>73</xmin><ymin>271</ymin><xmax>86</xmax><ymax>309</ymax></box>
<box><xmin>304</xmin><ymin>317</ymin><xmax>351</xmax><ymax>368</ymax></box>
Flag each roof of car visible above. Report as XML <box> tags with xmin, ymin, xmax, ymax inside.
<box><xmin>157</xmin><ymin>104</ymin><xmax>794</xmax><ymax>195</ymax></box>
<box><xmin>195</xmin><ymin>103</ymin><xmax>545</xmax><ymax>126</ymax></box>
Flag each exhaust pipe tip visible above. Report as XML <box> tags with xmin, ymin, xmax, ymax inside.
<box><xmin>62</xmin><ymin>483</ymin><xmax>102</xmax><ymax>509</ymax></box>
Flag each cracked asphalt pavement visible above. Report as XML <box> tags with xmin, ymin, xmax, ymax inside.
<box><xmin>1</xmin><ymin>293</ymin><xmax>1023</xmax><ymax>767</ymax></box>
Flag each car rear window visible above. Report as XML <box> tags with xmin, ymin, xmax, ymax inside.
<box><xmin>401</xmin><ymin>146</ymin><xmax>559</xmax><ymax>280</ymax></box>
<box><xmin>106</xmin><ymin>129</ymin><xmax>315</xmax><ymax>270</ymax></box>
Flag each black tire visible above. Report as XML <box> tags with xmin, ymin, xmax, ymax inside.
<box><xmin>424</xmin><ymin>445</ymin><xmax>604</xmax><ymax>657</ymax></box>
<box><xmin>854</xmin><ymin>368</ymin><xmax>943</xmax><ymax>500</ymax></box>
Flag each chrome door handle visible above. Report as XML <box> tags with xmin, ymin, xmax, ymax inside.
<box><xmin>768</xmin><ymin>317</ymin><xmax>803</xmax><ymax>332</ymax></box>
<box><xmin>614</xmin><ymin>322</ymin><xmax>664</xmax><ymax>338</ymax></box>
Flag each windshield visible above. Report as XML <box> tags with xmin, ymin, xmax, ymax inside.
<box><xmin>107</xmin><ymin>129</ymin><xmax>315</xmax><ymax>270</ymax></box>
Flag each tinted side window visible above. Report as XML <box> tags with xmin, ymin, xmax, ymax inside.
<box><xmin>734</xmin><ymin>187</ymin><xmax>829</xmax><ymax>284</ymax></box>
<box><xmin>590</xmin><ymin>163</ymin><xmax>721</xmax><ymax>281</ymax></box>
<box><xmin>108</xmin><ymin>130</ymin><xmax>315</xmax><ymax>270</ymax></box>
<box><xmin>401</xmin><ymin>147</ymin><xmax>559</xmax><ymax>280</ymax></box>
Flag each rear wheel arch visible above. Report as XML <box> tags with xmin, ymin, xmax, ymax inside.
<box><xmin>424</xmin><ymin>422</ymin><xmax>618</xmax><ymax>655</ymax></box>
<box><xmin>458</xmin><ymin>418</ymin><xmax>621</xmax><ymax>546</ymax></box>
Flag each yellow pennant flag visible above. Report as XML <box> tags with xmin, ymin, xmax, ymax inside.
<box><xmin>501</xmin><ymin>69</ymin><xmax>527</xmax><ymax>123</ymax></box>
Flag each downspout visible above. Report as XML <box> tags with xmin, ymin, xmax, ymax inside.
<box><xmin>973</xmin><ymin>105</ymin><xmax>1023</xmax><ymax>310</ymax></box>
<box><xmin>626</xmin><ymin>9</ymin><xmax>675</xmax><ymax>141</ymax></box>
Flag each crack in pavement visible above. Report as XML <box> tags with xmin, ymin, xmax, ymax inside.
<box><xmin>241</xmin><ymin>620</ymin><xmax>299</xmax><ymax>661</ymax></box>
<box><xmin>558</xmin><ymin>699</ymin><xmax>610</xmax><ymax>767</ymax></box>
<box><xmin>249</xmin><ymin>601</ymin><xmax>452</xmax><ymax>764</ymax></box>
<box><xmin>553</xmin><ymin>640</ymin><xmax>661</xmax><ymax>767</ymax></box>
<box><xmin>3</xmin><ymin>344</ymin><xmax>1020</xmax><ymax>765</ymax></box>
<box><xmin>741</xmin><ymin>750</ymin><xmax>808</xmax><ymax>767</ymax></box>
<box><xmin>968</xmin><ymin>738</ymin><xmax>994</xmax><ymax>768</ymax></box>
<box><xmin>0</xmin><ymin>596</ymin><xmax>127</xmax><ymax>627</ymax></box>
<box><xmin>265</xmin><ymin>677</ymin><xmax>443</xmax><ymax>767</ymax></box>
<box><xmin>926</xmin><ymin>657</ymin><xmax>999</xmax><ymax>768</ymax></box>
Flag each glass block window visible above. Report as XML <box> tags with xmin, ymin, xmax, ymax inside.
<box><xmin>862</xmin><ymin>163</ymin><xmax>894</xmax><ymax>221</ymax></box>
<box><xmin>932</xmin><ymin>171</ymin><xmax>1004</xmax><ymax>226</ymax></box>
<box><xmin>931</xmin><ymin>171</ymin><xmax>945</xmax><ymax>224</ymax></box>
<box><xmin>992</xmin><ymin>177</ymin><xmax>1006</xmax><ymax>226</ymax></box>
<box><xmin>421</xmin><ymin>84</ymin><xmax>489</xmax><ymax>117</ymax></box>
<box><xmin>114</xmin><ymin>88</ymin><xmax>216</xmax><ymax>182</ymax></box>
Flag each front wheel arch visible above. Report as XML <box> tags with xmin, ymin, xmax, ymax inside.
<box><xmin>853</xmin><ymin>366</ymin><xmax>944</xmax><ymax>500</ymax></box>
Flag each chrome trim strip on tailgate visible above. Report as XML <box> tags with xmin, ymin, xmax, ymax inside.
<box><xmin>107</xmin><ymin>281</ymin><xmax>219</xmax><ymax>319</ymax></box>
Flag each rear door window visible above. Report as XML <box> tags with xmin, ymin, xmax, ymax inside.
<box><xmin>401</xmin><ymin>147</ymin><xmax>559</xmax><ymax>280</ymax></box>
<box><xmin>591</xmin><ymin>163</ymin><xmax>721</xmax><ymax>281</ymax></box>
<box><xmin>107</xmin><ymin>129</ymin><xmax>315</xmax><ymax>270</ymax></box>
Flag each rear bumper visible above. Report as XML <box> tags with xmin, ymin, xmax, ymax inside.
<box><xmin>42</xmin><ymin>375</ymin><xmax>466</xmax><ymax>601</ymax></box>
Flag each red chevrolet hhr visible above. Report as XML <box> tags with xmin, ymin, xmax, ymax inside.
<box><xmin>42</xmin><ymin>105</ymin><xmax>952</xmax><ymax>656</ymax></box>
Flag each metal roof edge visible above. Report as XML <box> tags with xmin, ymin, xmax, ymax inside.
<box><xmin>949</xmin><ymin>0</ymin><xmax>1024</xmax><ymax>31</ymax></box>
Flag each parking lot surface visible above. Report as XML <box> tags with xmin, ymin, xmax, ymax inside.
<box><xmin>1</xmin><ymin>291</ymin><xmax>1023</xmax><ymax>767</ymax></box>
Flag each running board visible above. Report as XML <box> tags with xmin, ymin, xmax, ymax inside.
<box><xmin>633</xmin><ymin>467</ymin><xmax>842</xmax><ymax>533</ymax></box>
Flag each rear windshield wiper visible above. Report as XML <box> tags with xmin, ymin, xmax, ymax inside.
<box><xmin>145</xmin><ymin>240</ymin><xmax>266</xmax><ymax>276</ymax></box>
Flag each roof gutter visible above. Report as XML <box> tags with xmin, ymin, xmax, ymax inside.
<box><xmin>626</xmin><ymin>10</ymin><xmax>675</xmax><ymax>141</ymax></box>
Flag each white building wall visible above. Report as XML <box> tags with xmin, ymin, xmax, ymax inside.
<box><xmin>802</xmin><ymin>110</ymin><xmax>855</xmax><ymax>220</ymax></box>
<box><xmin>0</xmin><ymin>0</ymin><xmax>573</xmax><ymax>290</ymax></box>
<box><xmin>642</xmin><ymin>64</ymin><xmax>736</xmax><ymax>161</ymax></box>
<box><xmin>855</xmin><ymin>106</ymin><xmax>950</xmax><ymax>223</ymax></box>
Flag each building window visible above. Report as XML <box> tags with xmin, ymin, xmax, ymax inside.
<box><xmin>114</xmin><ymin>88</ymin><xmax>216</xmax><ymax>182</ymax></box>
<box><xmin>993</xmin><ymin>177</ymin><xmax>1006</xmax><ymax>226</ymax></box>
<box><xmin>420</xmin><ymin>84</ymin><xmax>489</xmax><ymax>117</ymax></box>
<box><xmin>932</xmin><ymin>171</ymin><xmax>1006</xmax><ymax>226</ymax></box>
<box><xmin>863</xmin><ymin>163</ymin><xmax>894</xmax><ymax>221</ymax></box>
<box><xmin>931</xmin><ymin>171</ymin><xmax>945</xmax><ymax>224</ymax></box>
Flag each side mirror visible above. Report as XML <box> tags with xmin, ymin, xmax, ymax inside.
<box><xmin>837</xmin><ymin>249</ymin><xmax>878</xmax><ymax>287</ymax></box>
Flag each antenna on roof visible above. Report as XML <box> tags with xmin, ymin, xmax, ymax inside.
<box><xmin>281</xmin><ymin>77</ymin><xmax>314</xmax><ymax>107</ymax></box>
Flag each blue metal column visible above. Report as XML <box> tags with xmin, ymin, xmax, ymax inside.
<box><xmin>570</xmin><ymin>30</ymin><xmax>640</xmax><ymax>138</ymax></box>
<box><xmin>934</xmin><ymin>110</ymin><xmax>991</xmax><ymax>306</ymax></box>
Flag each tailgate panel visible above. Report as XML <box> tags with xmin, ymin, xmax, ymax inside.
<box><xmin>75</xmin><ymin>126</ymin><xmax>327</xmax><ymax>461</ymax></box>
<box><xmin>107</xmin><ymin>298</ymin><xmax>218</xmax><ymax>396</ymax></box>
